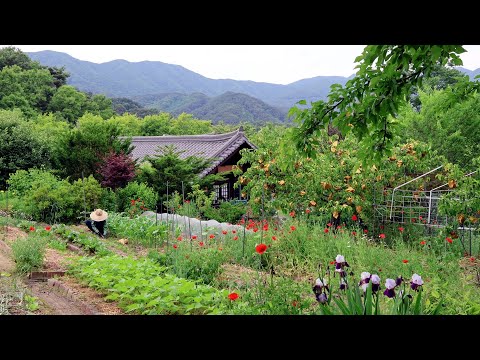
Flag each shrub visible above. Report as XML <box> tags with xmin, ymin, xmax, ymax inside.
<box><xmin>115</xmin><ymin>181</ymin><xmax>157</xmax><ymax>213</ymax></box>
<box><xmin>11</xmin><ymin>234</ymin><xmax>47</xmax><ymax>274</ymax></box>
<box><xmin>204</xmin><ymin>201</ymin><xmax>247</xmax><ymax>224</ymax></box>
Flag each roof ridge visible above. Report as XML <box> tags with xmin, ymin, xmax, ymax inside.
<box><xmin>125</xmin><ymin>129</ymin><xmax>240</xmax><ymax>142</ymax></box>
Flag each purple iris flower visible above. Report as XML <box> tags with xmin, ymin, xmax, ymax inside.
<box><xmin>371</xmin><ymin>274</ymin><xmax>381</xmax><ymax>293</ymax></box>
<box><xmin>383</xmin><ymin>278</ymin><xmax>396</xmax><ymax>298</ymax></box>
<box><xmin>359</xmin><ymin>272</ymin><xmax>371</xmax><ymax>292</ymax></box>
<box><xmin>316</xmin><ymin>293</ymin><xmax>328</xmax><ymax>304</ymax></box>
<box><xmin>335</xmin><ymin>254</ymin><xmax>349</xmax><ymax>273</ymax></box>
<box><xmin>410</xmin><ymin>274</ymin><xmax>424</xmax><ymax>291</ymax></box>
<box><xmin>396</xmin><ymin>276</ymin><xmax>403</xmax><ymax>286</ymax></box>
<box><xmin>340</xmin><ymin>278</ymin><xmax>347</xmax><ymax>290</ymax></box>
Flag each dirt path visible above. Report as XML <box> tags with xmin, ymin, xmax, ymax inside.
<box><xmin>0</xmin><ymin>224</ymin><xmax>124</xmax><ymax>315</ymax></box>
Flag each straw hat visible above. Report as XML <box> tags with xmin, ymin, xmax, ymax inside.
<box><xmin>90</xmin><ymin>209</ymin><xmax>108</xmax><ymax>221</ymax></box>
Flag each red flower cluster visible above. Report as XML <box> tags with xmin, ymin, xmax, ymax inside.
<box><xmin>255</xmin><ymin>243</ymin><xmax>267</xmax><ymax>254</ymax></box>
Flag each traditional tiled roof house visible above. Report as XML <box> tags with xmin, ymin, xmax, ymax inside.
<box><xmin>127</xmin><ymin>127</ymin><xmax>256</xmax><ymax>203</ymax></box>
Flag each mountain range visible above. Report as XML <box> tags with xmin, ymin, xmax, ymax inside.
<box><xmin>27</xmin><ymin>50</ymin><xmax>480</xmax><ymax>124</ymax></box>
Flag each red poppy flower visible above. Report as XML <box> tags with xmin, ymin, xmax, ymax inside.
<box><xmin>232</xmin><ymin>230</ymin><xmax>237</xmax><ymax>234</ymax></box>
<box><xmin>45</xmin><ymin>226</ymin><xmax>51</xmax><ymax>231</ymax></box>
<box><xmin>173</xmin><ymin>244</ymin><xmax>178</xmax><ymax>249</ymax></box>
<box><xmin>336</xmin><ymin>225</ymin><xmax>341</xmax><ymax>229</ymax></box>
<box><xmin>222</xmin><ymin>230</ymin><xmax>228</xmax><ymax>235</ymax></box>
<box><xmin>470</xmin><ymin>257</ymin><xmax>475</xmax><ymax>262</ymax></box>
<box><xmin>228</xmin><ymin>292</ymin><xmax>239</xmax><ymax>301</ymax></box>
<box><xmin>380</xmin><ymin>225</ymin><xmax>384</xmax><ymax>230</ymax></box>
<box><xmin>420</xmin><ymin>240</ymin><xmax>426</xmax><ymax>245</ymax></box>
<box><xmin>289</xmin><ymin>211</ymin><xmax>295</xmax><ymax>218</ymax></box>
<box><xmin>233</xmin><ymin>236</ymin><xmax>238</xmax><ymax>241</ymax></box>
<box><xmin>419</xmin><ymin>216</ymin><xmax>423</xmax><ymax>220</ymax></box>
<box><xmin>411</xmin><ymin>218</ymin><xmax>417</xmax><ymax>223</ymax></box>
<box><xmin>402</xmin><ymin>259</ymin><xmax>408</xmax><ymax>263</ymax></box>
<box><xmin>29</xmin><ymin>226</ymin><xmax>35</xmax><ymax>232</ymax></box>
<box><xmin>446</xmin><ymin>237</ymin><xmax>453</xmax><ymax>244</ymax></box>
<box><xmin>292</xmin><ymin>301</ymin><xmax>298</xmax><ymax>307</ymax></box>
<box><xmin>329</xmin><ymin>261</ymin><xmax>335</xmax><ymax>265</ymax></box>
<box><xmin>379</xmin><ymin>233</ymin><xmax>386</xmax><ymax>239</ymax></box>
<box><xmin>192</xmin><ymin>235</ymin><xmax>197</xmax><ymax>240</ymax></box>
<box><xmin>290</xmin><ymin>225</ymin><xmax>296</xmax><ymax>231</ymax></box>
<box><xmin>327</xmin><ymin>223</ymin><xmax>332</xmax><ymax>227</ymax></box>
<box><xmin>363</xmin><ymin>229</ymin><xmax>368</xmax><ymax>234</ymax></box>
<box><xmin>209</xmin><ymin>234</ymin><xmax>215</xmax><ymax>239</ymax></box>
<box><xmin>253</xmin><ymin>228</ymin><xmax>259</xmax><ymax>233</ymax></box>
<box><xmin>398</xmin><ymin>227</ymin><xmax>404</xmax><ymax>232</ymax></box>
<box><xmin>177</xmin><ymin>236</ymin><xmax>183</xmax><ymax>241</ymax></box>
<box><xmin>306</xmin><ymin>209</ymin><xmax>311</xmax><ymax>214</ymax></box>
<box><xmin>272</xmin><ymin>236</ymin><xmax>277</xmax><ymax>241</ymax></box>
<box><xmin>352</xmin><ymin>214</ymin><xmax>358</xmax><ymax>221</ymax></box>
<box><xmin>130</xmin><ymin>199</ymin><xmax>135</xmax><ymax>205</ymax></box>
<box><xmin>324</xmin><ymin>228</ymin><xmax>329</xmax><ymax>234</ymax></box>
<box><xmin>199</xmin><ymin>242</ymin><xmax>204</xmax><ymax>247</ymax></box>
<box><xmin>352</xmin><ymin>231</ymin><xmax>357</xmax><ymax>236</ymax></box>
<box><xmin>218</xmin><ymin>247</ymin><xmax>223</xmax><ymax>251</ymax></box>
<box><xmin>255</xmin><ymin>243</ymin><xmax>267</xmax><ymax>254</ymax></box>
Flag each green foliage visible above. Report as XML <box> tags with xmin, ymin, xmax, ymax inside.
<box><xmin>203</xmin><ymin>201</ymin><xmax>247</xmax><ymax>224</ymax></box>
<box><xmin>0</xmin><ymin>46</ymin><xmax>34</xmax><ymax>71</ymax></box>
<box><xmin>52</xmin><ymin>224</ymin><xmax>111</xmax><ymax>255</ymax></box>
<box><xmin>7</xmin><ymin>169</ymin><xmax>105</xmax><ymax>223</ymax></box>
<box><xmin>290</xmin><ymin>45</ymin><xmax>471</xmax><ymax>163</ymax></box>
<box><xmin>54</xmin><ymin>113</ymin><xmax>132</xmax><ymax>180</ymax></box>
<box><xmin>115</xmin><ymin>181</ymin><xmax>158</xmax><ymax>213</ymax></box>
<box><xmin>11</xmin><ymin>234</ymin><xmax>47</xmax><ymax>274</ymax></box>
<box><xmin>0</xmin><ymin>110</ymin><xmax>51</xmax><ymax>188</ymax></box>
<box><xmin>138</xmin><ymin>146</ymin><xmax>211</xmax><ymax>203</ymax></box>
<box><xmin>107</xmin><ymin>213</ymin><xmax>170</xmax><ymax>247</ymax></box>
<box><xmin>69</xmin><ymin>255</ymin><xmax>228</xmax><ymax>314</ymax></box>
<box><xmin>24</xmin><ymin>294</ymin><xmax>40</xmax><ymax>312</ymax></box>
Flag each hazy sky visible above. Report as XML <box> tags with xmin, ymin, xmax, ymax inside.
<box><xmin>4</xmin><ymin>45</ymin><xmax>480</xmax><ymax>85</ymax></box>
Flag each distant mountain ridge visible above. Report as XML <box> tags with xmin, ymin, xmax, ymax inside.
<box><xmin>27</xmin><ymin>50</ymin><xmax>352</xmax><ymax>110</ymax></box>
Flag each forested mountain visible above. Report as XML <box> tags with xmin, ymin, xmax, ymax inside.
<box><xmin>27</xmin><ymin>50</ymin><xmax>351</xmax><ymax>109</ymax></box>
<box><xmin>128</xmin><ymin>91</ymin><xmax>286</xmax><ymax>123</ymax></box>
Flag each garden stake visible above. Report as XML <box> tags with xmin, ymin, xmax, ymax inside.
<box><xmin>166</xmin><ymin>181</ymin><xmax>169</xmax><ymax>248</ymax></box>
<box><xmin>242</xmin><ymin>214</ymin><xmax>246</xmax><ymax>259</ymax></box>
<box><xmin>81</xmin><ymin>171</ymin><xmax>87</xmax><ymax>221</ymax></box>
<box><xmin>261</xmin><ymin>184</ymin><xmax>265</xmax><ymax>242</ymax></box>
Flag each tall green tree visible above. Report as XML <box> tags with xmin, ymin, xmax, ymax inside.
<box><xmin>136</xmin><ymin>145</ymin><xmax>211</xmax><ymax>202</ymax></box>
<box><xmin>0</xmin><ymin>46</ymin><xmax>33</xmax><ymax>71</ymax></box>
<box><xmin>290</xmin><ymin>45</ymin><xmax>473</xmax><ymax>163</ymax></box>
<box><xmin>54</xmin><ymin>113</ymin><xmax>132</xmax><ymax>180</ymax></box>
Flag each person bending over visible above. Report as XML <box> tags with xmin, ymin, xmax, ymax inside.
<box><xmin>85</xmin><ymin>208</ymin><xmax>108</xmax><ymax>238</ymax></box>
